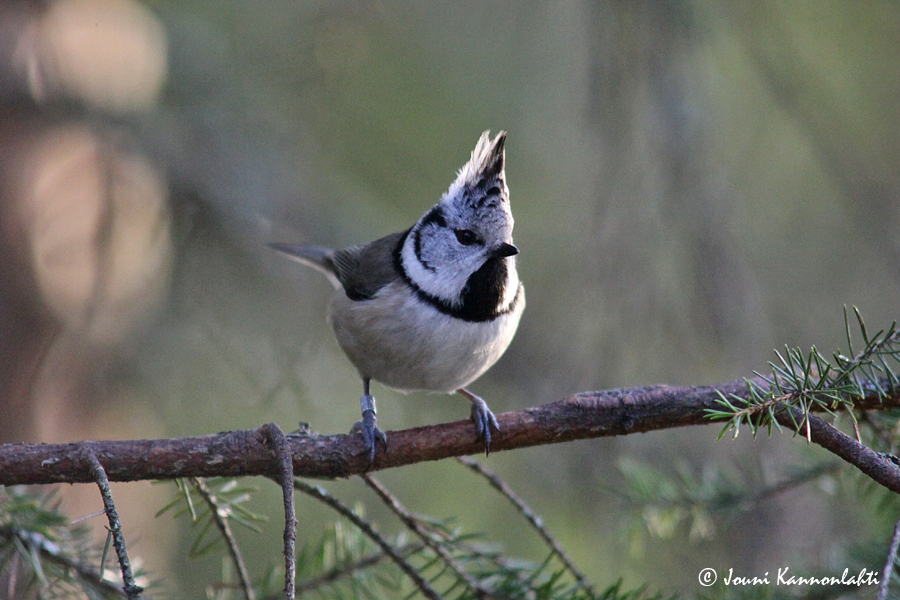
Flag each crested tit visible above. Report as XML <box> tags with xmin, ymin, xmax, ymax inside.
<box><xmin>270</xmin><ymin>131</ymin><xmax>524</xmax><ymax>462</ymax></box>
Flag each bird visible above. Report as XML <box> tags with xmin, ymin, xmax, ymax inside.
<box><xmin>269</xmin><ymin>131</ymin><xmax>524</xmax><ymax>463</ymax></box>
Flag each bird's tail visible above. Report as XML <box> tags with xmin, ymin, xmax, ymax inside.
<box><xmin>267</xmin><ymin>243</ymin><xmax>341</xmax><ymax>289</ymax></box>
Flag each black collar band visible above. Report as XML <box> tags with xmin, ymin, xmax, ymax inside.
<box><xmin>392</xmin><ymin>230</ymin><xmax>520</xmax><ymax>323</ymax></box>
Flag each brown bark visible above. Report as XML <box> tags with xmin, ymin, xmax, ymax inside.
<box><xmin>1</xmin><ymin>378</ymin><xmax>898</xmax><ymax>492</ymax></box>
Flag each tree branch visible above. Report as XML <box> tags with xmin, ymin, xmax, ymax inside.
<box><xmin>191</xmin><ymin>478</ymin><xmax>255</xmax><ymax>600</ymax></box>
<box><xmin>878</xmin><ymin>513</ymin><xmax>900</xmax><ymax>600</ymax></box>
<box><xmin>261</xmin><ymin>423</ymin><xmax>296</xmax><ymax>600</ymax></box>
<box><xmin>774</xmin><ymin>408</ymin><xmax>900</xmax><ymax>493</ymax></box>
<box><xmin>293</xmin><ymin>479</ymin><xmax>442</xmax><ymax>599</ymax></box>
<box><xmin>456</xmin><ymin>456</ymin><xmax>594</xmax><ymax>594</ymax></box>
<box><xmin>81</xmin><ymin>446</ymin><xmax>143</xmax><ymax>599</ymax></box>
<box><xmin>362</xmin><ymin>473</ymin><xmax>490</xmax><ymax>597</ymax></box>
<box><xmin>2</xmin><ymin>379</ymin><xmax>898</xmax><ymax>489</ymax></box>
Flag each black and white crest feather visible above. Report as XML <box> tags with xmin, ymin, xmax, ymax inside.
<box><xmin>396</xmin><ymin>131</ymin><xmax>521</xmax><ymax>322</ymax></box>
<box><xmin>445</xmin><ymin>131</ymin><xmax>508</xmax><ymax>213</ymax></box>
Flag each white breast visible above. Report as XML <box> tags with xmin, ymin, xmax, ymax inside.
<box><xmin>328</xmin><ymin>281</ymin><xmax>525</xmax><ymax>393</ymax></box>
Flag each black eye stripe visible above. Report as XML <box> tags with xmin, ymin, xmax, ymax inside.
<box><xmin>413</xmin><ymin>228</ymin><xmax>434</xmax><ymax>270</ymax></box>
<box><xmin>420</xmin><ymin>206</ymin><xmax>447</xmax><ymax>229</ymax></box>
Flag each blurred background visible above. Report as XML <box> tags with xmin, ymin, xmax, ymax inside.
<box><xmin>1</xmin><ymin>0</ymin><xmax>899</xmax><ymax>596</ymax></box>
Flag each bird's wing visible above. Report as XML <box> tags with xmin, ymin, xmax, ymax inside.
<box><xmin>330</xmin><ymin>231</ymin><xmax>406</xmax><ymax>301</ymax></box>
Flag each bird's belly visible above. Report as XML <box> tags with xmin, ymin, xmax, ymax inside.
<box><xmin>328</xmin><ymin>282</ymin><xmax>522</xmax><ymax>393</ymax></box>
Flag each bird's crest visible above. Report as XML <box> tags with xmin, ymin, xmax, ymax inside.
<box><xmin>443</xmin><ymin>131</ymin><xmax>507</xmax><ymax>210</ymax></box>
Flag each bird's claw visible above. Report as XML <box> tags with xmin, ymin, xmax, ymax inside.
<box><xmin>469</xmin><ymin>396</ymin><xmax>500</xmax><ymax>456</ymax></box>
<box><xmin>351</xmin><ymin>394</ymin><xmax>387</xmax><ymax>465</ymax></box>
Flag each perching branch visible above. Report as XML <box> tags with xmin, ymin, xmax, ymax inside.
<box><xmin>1</xmin><ymin>378</ymin><xmax>899</xmax><ymax>492</ymax></box>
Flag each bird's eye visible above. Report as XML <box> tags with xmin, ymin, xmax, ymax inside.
<box><xmin>454</xmin><ymin>229</ymin><xmax>478</xmax><ymax>246</ymax></box>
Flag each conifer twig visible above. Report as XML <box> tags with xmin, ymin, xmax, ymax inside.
<box><xmin>0</xmin><ymin>524</ymin><xmax>132</xmax><ymax>597</ymax></box>
<box><xmin>456</xmin><ymin>455</ymin><xmax>594</xmax><ymax>594</ymax></box>
<box><xmin>191</xmin><ymin>478</ymin><xmax>255</xmax><ymax>600</ymax></box>
<box><xmin>81</xmin><ymin>446</ymin><xmax>143</xmax><ymax>599</ymax></box>
<box><xmin>770</xmin><ymin>407</ymin><xmax>900</xmax><ymax>493</ymax></box>
<box><xmin>295</xmin><ymin>544</ymin><xmax>424</xmax><ymax>594</ymax></box>
<box><xmin>361</xmin><ymin>473</ymin><xmax>491</xmax><ymax>597</ymax></box>
<box><xmin>293</xmin><ymin>478</ymin><xmax>443</xmax><ymax>600</ymax></box>
<box><xmin>260</xmin><ymin>423</ymin><xmax>296</xmax><ymax>600</ymax></box>
<box><xmin>878</xmin><ymin>514</ymin><xmax>900</xmax><ymax>600</ymax></box>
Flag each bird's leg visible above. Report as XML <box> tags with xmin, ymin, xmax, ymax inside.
<box><xmin>352</xmin><ymin>378</ymin><xmax>387</xmax><ymax>465</ymax></box>
<box><xmin>457</xmin><ymin>388</ymin><xmax>500</xmax><ymax>456</ymax></box>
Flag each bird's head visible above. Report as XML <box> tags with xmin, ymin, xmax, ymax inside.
<box><xmin>401</xmin><ymin>131</ymin><xmax>519</xmax><ymax>315</ymax></box>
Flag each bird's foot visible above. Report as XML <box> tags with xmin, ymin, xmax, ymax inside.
<box><xmin>459</xmin><ymin>389</ymin><xmax>500</xmax><ymax>456</ymax></box>
<box><xmin>350</xmin><ymin>393</ymin><xmax>387</xmax><ymax>466</ymax></box>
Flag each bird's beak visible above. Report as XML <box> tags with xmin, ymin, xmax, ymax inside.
<box><xmin>492</xmin><ymin>242</ymin><xmax>519</xmax><ymax>258</ymax></box>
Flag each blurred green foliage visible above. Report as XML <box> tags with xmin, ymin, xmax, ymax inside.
<box><xmin>6</xmin><ymin>0</ymin><xmax>900</xmax><ymax>596</ymax></box>
<box><xmin>133</xmin><ymin>0</ymin><xmax>900</xmax><ymax>595</ymax></box>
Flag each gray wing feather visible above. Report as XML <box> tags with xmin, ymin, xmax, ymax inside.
<box><xmin>269</xmin><ymin>231</ymin><xmax>404</xmax><ymax>300</ymax></box>
<box><xmin>330</xmin><ymin>232</ymin><xmax>404</xmax><ymax>300</ymax></box>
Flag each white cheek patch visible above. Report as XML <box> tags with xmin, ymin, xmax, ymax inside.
<box><xmin>401</xmin><ymin>232</ymin><xmax>470</xmax><ymax>306</ymax></box>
